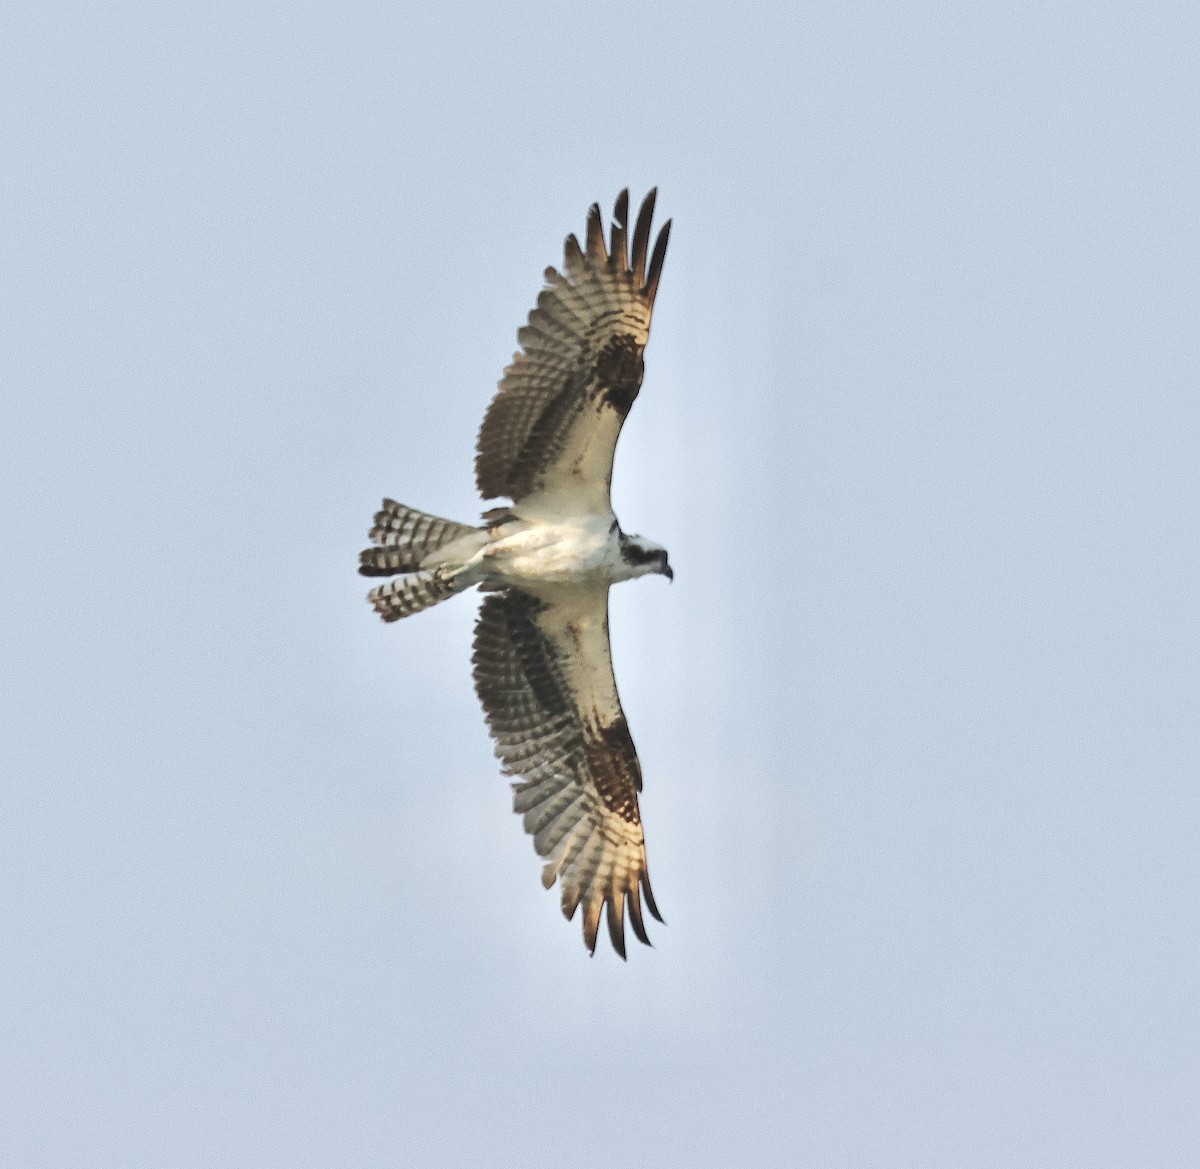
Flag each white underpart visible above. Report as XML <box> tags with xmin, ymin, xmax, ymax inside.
<box><xmin>420</xmin><ymin>498</ymin><xmax>660</xmax><ymax>592</ymax></box>
<box><xmin>481</xmin><ymin>510</ymin><xmax>632</xmax><ymax>589</ymax></box>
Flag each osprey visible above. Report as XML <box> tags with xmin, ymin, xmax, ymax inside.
<box><xmin>360</xmin><ymin>190</ymin><xmax>672</xmax><ymax>957</ymax></box>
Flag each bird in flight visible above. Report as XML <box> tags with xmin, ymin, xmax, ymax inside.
<box><xmin>360</xmin><ymin>190</ymin><xmax>672</xmax><ymax>957</ymax></box>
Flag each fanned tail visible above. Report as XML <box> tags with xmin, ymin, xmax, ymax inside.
<box><xmin>359</xmin><ymin>499</ymin><xmax>478</xmax><ymax>576</ymax></box>
<box><xmin>367</xmin><ymin>569</ymin><xmax>469</xmax><ymax>623</ymax></box>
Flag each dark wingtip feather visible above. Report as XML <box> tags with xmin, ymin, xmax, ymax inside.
<box><xmin>613</xmin><ymin>188</ymin><xmax>629</xmax><ymax>227</ymax></box>
<box><xmin>630</xmin><ymin>188</ymin><xmax>657</xmax><ymax>283</ymax></box>
<box><xmin>606</xmin><ymin>896</ymin><xmax>627</xmax><ymax>959</ymax></box>
<box><xmin>644</xmin><ymin>219</ymin><xmax>671</xmax><ymax>305</ymax></box>
<box><xmin>564</xmin><ymin>232</ymin><xmax>584</xmax><ymax>269</ymax></box>
<box><xmin>561</xmin><ymin>887</ymin><xmax>581</xmax><ymax>921</ymax></box>
<box><xmin>585</xmin><ymin>202</ymin><xmax>607</xmax><ymax>262</ymax></box>
<box><xmin>628</xmin><ymin>889</ymin><xmax>651</xmax><ymax>946</ymax></box>
<box><xmin>642</xmin><ymin>870</ymin><xmax>664</xmax><ymax>924</ymax></box>
<box><xmin>610</xmin><ymin>189</ymin><xmax>630</xmax><ymax>271</ymax></box>
<box><xmin>584</xmin><ymin>912</ymin><xmax>600</xmax><ymax>955</ymax></box>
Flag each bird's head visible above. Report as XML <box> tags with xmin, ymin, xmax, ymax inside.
<box><xmin>618</xmin><ymin>533</ymin><xmax>673</xmax><ymax>582</ymax></box>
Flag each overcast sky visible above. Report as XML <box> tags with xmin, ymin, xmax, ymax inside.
<box><xmin>3</xmin><ymin>3</ymin><xmax>1198</xmax><ymax>1166</ymax></box>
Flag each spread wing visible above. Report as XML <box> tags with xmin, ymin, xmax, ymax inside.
<box><xmin>471</xmin><ymin>586</ymin><xmax>662</xmax><ymax>956</ymax></box>
<box><xmin>475</xmin><ymin>189</ymin><xmax>671</xmax><ymax>514</ymax></box>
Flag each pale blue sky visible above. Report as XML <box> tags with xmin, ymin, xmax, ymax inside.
<box><xmin>3</xmin><ymin>3</ymin><xmax>1198</xmax><ymax>1166</ymax></box>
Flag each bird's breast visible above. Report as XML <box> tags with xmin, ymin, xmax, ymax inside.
<box><xmin>482</xmin><ymin>515</ymin><xmax>620</xmax><ymax>587</ymax></box>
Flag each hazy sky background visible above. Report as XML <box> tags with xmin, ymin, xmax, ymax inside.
<box><xmin>3</xmin><ymin>3</ymin><xmax>1198</xmax><ymax>1166</ymax></box>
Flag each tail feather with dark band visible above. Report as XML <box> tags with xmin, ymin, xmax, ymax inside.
<box><xmin>367</xmin><ymin>570</ymin><xmax>469</xmax><ymax>622</ymax></box>
<box><xmin>359</xmin><ymin>499</ymin><xmax>477</xmax><ymax>577</ymax></box>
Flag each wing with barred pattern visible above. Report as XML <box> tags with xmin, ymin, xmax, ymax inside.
<box><xmin>471</xmin><ymin>586</ymin><xmax>662</xmax><ymax>956</ymax></box>
<box><xmin>474</xmin><ymin>189</ymin><xmax>670</xmax><ymax>515</ymax></box>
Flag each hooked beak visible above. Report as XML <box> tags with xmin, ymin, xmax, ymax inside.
<box><xmin>663</xmin><ymin>563</ymin><xmax>674</xmax><ymax>583</ymax></box>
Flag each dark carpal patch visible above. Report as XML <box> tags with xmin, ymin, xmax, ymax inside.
<box><xmin>594</xmin><ymin>333</ymin><xmax>644</xmax><ymax>416</ymax></box>
<box><xmin>585</xmin><ymin>716</ymin><xmax>643</xmax><ymax>822</ymax></box>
